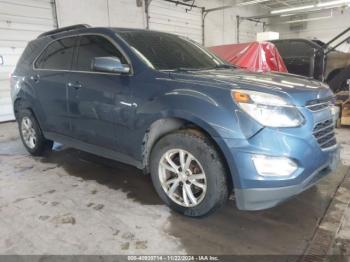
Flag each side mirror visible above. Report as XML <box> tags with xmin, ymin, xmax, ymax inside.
<box><xmin>92</xmin><ymin>57</ymin><xmax>130</xmax><ymax>74</ymax></box>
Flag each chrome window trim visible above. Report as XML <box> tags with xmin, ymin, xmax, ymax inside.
<box><xmin>32</xmin><ymin>32</ymin><xmax>134</xmax><ymax>76</ymax></box>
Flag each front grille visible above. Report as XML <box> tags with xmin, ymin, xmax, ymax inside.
<box><xmin>306</xmin><ymin>97</ymin><xmax>334</xmax><ymax>112</ymax></box>
<box><xmin>313</xmin><ymin>119</ymin><xmax>337</xmax><ymax>149</ymax></box>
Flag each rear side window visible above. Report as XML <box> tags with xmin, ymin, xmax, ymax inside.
<box><xmin>76</xmin><ymin>35</ymin><xmax>126</xmax><ymax>72</ymax></box>
<box><xmin>35</xmin><ymin>37</ymin><xmax>77</xmax><ymax>70</ymax></box>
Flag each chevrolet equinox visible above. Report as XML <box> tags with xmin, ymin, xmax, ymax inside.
<box><xmin>11</xmin><ymin>25</ymin><xmax>339</xmax><ymax>217</ymax></box>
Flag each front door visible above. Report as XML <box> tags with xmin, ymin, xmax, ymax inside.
<box><xmin>67</xmin><ymin>34</ymin><xmax>134</xmax><ymax>152</ymax></box>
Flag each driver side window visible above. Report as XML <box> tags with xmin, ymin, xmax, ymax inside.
<box><xmin>75</xmin><ymin>35</ymin><xmax>127</xmax><ymax>72</ymax></box>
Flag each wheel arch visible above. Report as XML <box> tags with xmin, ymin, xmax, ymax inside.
<box><xmin>13</xmin><ymin>98</ymin><xmax>21</xmax><ymax>119</ymax></box>
<box><xmin>13</xmin><ymin>98</ymin><xmax>35</xmax><ymax>120</ymax></box>
<box><xmin>141</xmin><ymin>116</ymin><xmax>234</xmax><ymax>191</ymax></box>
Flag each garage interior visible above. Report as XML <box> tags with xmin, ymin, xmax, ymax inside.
<box><xmin>1</xmin><ymin>0</ymin><xmax>350</xmax><ymax>259</ymax></box>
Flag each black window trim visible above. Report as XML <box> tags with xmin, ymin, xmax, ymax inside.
<box><xmin>33</xmin><ymin>35</ymin><xmax>77</xmax><ymax>72</ymax></box>
<box><xmin>33</xmin><ymin>33</ymin><xmax>133</xmax><ymax>76</ymax></box>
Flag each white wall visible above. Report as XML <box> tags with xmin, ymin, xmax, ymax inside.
<box><xmin>148</xmin><ymin>0</ymin><xmax>203</xmax><ymax>44</ymax></box>
<box><xmin>0</xmin><ymin>0</ymin><xmax>56</xmax><ymax>122</ymax></box>
<box><xmin>267</xmin><ymin>9</ymin><xmax>350</xmax><ymax>52</ymax></box>
<box><xmin>56</xmin><ymin>0</ymin><xmax>146</xmax><ymax>28</ymax></box>
<box><xmin>56</xmin><ymin>0</ymin><xmax>263</xmax><ymax>47</ymax></box>
<box><xmin>198</xmin><ymin>0</ymin><xmax>264</xmax><ymax>46</ymax></box>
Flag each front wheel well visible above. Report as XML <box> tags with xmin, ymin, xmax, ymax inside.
<box><xmin>142</xmin><ymin>117</ymin><xmax>233</xmax><ymax>190</ymax></box>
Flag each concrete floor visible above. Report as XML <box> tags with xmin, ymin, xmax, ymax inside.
<box><xmin>330</xmin><ymin>128</ymin><xmax>350</xmax><ymax>257</ymax></box>
<box><xmin>0</xmin><ymin>122</ymin><xmax>349</xmax><ymax>256</ymax></box>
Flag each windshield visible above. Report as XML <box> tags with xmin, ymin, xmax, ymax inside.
<box><xmin>117</xmin><ymin>31</ymin><xmax>229</xmax><ymax>70</ymax></box>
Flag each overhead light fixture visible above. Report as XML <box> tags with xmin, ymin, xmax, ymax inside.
<box><xmin>280</xmin><ymin>7</ymin><xmax>325</xmax><ymax>16</ymax></box>
<box><xmin>271</xmin><ymin>5</ymin><xmax>315</xmax><ymax>14</ymax></box>
<box><xmin>238</xmin><ymin>0</ymin><xmax>269</xmax><ymax>6</ymax></box>
<box><xmin>317</xmin><ymin>0</ymin><xmax>350</xmax><ymax>7</ymax></box>
<box><xmin>284</xmin><ymin>15</ymin><xmax>333</xmax><ymax>23</ymax></box>
<box><xmin>272</xmin><ymin>0</ymin><xmax>350</xmax><ymax>14</ymax></box>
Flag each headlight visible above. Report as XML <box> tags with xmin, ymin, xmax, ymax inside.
<box><xmin>232</xmin><ymin>90</ymin><xmax>304</xmax><ymax>127</ymax></box>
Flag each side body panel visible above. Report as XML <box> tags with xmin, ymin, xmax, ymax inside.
<box><xmin>67</xmin><ymin>72</ymin><xmax>134</xmax><ymax>151</ymax></box>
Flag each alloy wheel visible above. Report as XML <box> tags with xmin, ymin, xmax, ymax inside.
<box><xmin>158</xmin><ymin>149</ymin><xmax>207</xmax><ymax>207</ymax></box>
<box><xmin>21</xmin><ymin>116</ymin><xmax>37</xmax><ymax>149</ymax></box>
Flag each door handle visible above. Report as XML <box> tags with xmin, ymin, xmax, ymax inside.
<box><xmin>30</xmin><ymin>74</ymin><xmax>40</xmax><ymax>83</ymax></box>
<box><xmin>67</xmin><ymin>81</ymin><xmax>82</xmax><ymax>89</ymax></box>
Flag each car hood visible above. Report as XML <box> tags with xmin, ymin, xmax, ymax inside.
<box><xmin>169</xmin><ymin>69</ymin><xmax>334</xmax><ymax>106</ymax></box>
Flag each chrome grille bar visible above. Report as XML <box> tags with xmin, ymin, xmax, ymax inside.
<box><xmin>313</xmin><ymin>119</ymin><xmax>337</xmax><ymax>150</ymax></box>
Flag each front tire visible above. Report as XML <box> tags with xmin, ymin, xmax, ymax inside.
<box><xmin>18</xmin><ymin>109</ymin><xmax>53</xmax><ymax>156</ymax></box>
<box><xmin>150</xmin><ymin>130</ymin><xmax>229</xmax><ymax>217</ymax></box>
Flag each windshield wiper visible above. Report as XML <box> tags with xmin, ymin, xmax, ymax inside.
<box><xmin>169</xmin><ymin>65</ymin><xmax>236</xmax><ymax>72</ymax></box>
<box><xmin>174</xmin><ymin>67</ymin><xmax>210</xmax><ymax>72</ymax></box>
<box><xmin>214</xmin><ymin>64</ymin><xmax>237</xmax><ymax>69</ymax></box>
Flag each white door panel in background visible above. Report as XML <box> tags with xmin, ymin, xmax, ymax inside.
<box><xmin>0</xmin><ymin>0</ymin><xmax>56</xmax><ymax>122</ymax></box>
<box><xmin>149</xmin><ymin>0</ymin><xmax>203</xmax><ymax>44</ymax></box>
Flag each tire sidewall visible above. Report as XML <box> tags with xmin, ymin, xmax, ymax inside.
<box><xmin>150</xmin><ymin>132</ymin><xmax>227</xmax><ymax>217</ymax></box>
<box><xmin>18</xmin><ymin>110</ymin><xmax>46</xmax><ymax>154</ymax></box>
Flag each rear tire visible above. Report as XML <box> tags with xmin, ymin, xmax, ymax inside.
<box><xmin>150</xmin><ymin>129</ymin><xmax>229</xmax><ymax>217</ymax></box>
<box><xmin>328</xmin><ymin>68</ymin><xmax>350</xmax><ymax>93</ymax></box>
<box><xmin>18</xmin><ymin>109</ymin><xmax>53</xmax><ymax>156</ymax></box>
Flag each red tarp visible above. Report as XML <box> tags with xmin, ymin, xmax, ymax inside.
<box><xmin>209</xmin><ymin>42</ymin><xmax>288</xmax><ymax>73</ymax></box>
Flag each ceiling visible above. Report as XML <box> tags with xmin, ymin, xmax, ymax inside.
<box><xmin>257</xmin><ymin>0</ymin><xmax>318</xmax><ymax>10</ymax></box>
<box><xmin>236</xmin><ymin>0</ymin><xmax>350</xmax><ymax>10</ymax></box>
<box><xmin>230</xmin><ymin>0</ymin><xmax>350</xmax><ymax>19</ymax></box>
<box><xmin>179</xmin><ymin>0</ymin><xmax>350</xmax><ymax>17</ymax></box>
<box><xmin>182</xmin><ymin>0</ymin><xmax>348</xmax><ymax>10</ymax></box>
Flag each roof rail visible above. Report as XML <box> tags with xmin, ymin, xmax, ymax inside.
<box><xmin>37</xmin><ymin>24</ymin><xmax>91</xmax><ymax>39</ymax></box>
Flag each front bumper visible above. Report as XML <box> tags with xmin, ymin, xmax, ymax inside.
<box><xmin>235</xmin><ymin>161</ymin><xmax>337</xmax><ymax>210</ymax></box>
<box><xmin>217</xmin><ymin>123</ymin><xmax>340</xmax><ymax>211</ymax></box>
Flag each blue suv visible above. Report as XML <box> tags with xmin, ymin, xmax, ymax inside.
<box><xmin>11</xmin><ymin>25</ymin><xmax>339</xmax><ymax>217</ymax></box>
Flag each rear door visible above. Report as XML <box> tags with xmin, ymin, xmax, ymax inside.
<box><xmin>33</xmin><ymin>36</ymin><xmax>77</xmax><ymax>136</ymax></box>
<box><xmin>66</xmin><ymin>34</ymin><xmax>133</xmax><ymax>151</ymax></box>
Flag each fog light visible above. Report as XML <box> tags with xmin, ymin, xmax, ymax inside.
<box><xmin>252</xmin><ymin>155</ymin><xmax>298</xmax><ymax>177</ymax></box>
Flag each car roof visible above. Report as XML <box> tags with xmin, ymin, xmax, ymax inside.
<box><xmin>37</xmin><ymin>24</ymin><xmax>178</xmax><ymax>40</ymax></box>
<box><xmin>112</xmin><ymin>27</ymin><xmax>181</xmax><ymax>37</ymax></box>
